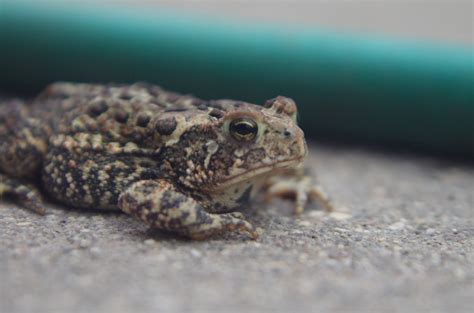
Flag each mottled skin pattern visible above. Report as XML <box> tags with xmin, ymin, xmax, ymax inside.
<box><xmin>0</xmin><ymin>82</ymin><xmax>334</xmax><ymax>239</ymax></box>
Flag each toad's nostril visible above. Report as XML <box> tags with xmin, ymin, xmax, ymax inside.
<box><xmin>283</xmin><ymin>130</ymin><xmax>291</xmax><ymax>138</ymax></box>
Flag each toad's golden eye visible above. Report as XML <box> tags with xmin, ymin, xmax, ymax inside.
<box><xmin>229</xmin><ymin>118</ymin><xmax>258</xmax><ymax>142</ymax></box>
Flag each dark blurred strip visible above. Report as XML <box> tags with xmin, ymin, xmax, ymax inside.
<box><xmin>1</xmin><ymin>1</ymin><xmax>473</xmax><ymax>157</ymax></box>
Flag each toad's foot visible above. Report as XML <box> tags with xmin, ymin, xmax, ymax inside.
<box><xmin>0</xmin><ymin>173</ymin><xmax>46</xmax><ymax>214</ymax></box>
<box><xmin>119</xmin><ymin>179</ymin><xmax>258</xmax><ymax>240</ymax></box>
<box><xmin>263</xmin><ymin>170</ymin><xmax>335</xmax><ymax>215</ymax></box>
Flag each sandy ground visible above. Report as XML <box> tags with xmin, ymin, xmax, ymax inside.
<box><xmin>1</xmin><ymin>143</ymin><xmax>473</xmax><ymax>313</ymax></box>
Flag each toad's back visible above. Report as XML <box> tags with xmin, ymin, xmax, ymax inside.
<box><xmin>31</xmin><ymin>82</ymin><xmax>207</xmax><ymax>140</ymax></box>
<box><xmin>0</xmin><ymin>82</ymin><xmax>208</xmax><ymax>177</ymax></box>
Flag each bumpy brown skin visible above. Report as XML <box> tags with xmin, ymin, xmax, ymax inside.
<box><xmin>0</xmin><ymin>82</ymin><xmax>333</xmax><ymax>239</ymax></box>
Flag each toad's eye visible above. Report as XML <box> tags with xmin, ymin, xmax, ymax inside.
<box><xmin>229</xmin><ymin>118</ymin><xmax>258</xmax><ymax>142</ymax></box>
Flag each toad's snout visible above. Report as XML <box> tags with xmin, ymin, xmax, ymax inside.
<box><xmin>282</xmin><ymin>125</ymin><xmax>307</xmax><ymax>160</ymax></box>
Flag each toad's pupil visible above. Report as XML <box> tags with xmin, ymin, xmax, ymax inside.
<box><xmin>234</xmin><ymin>122</ymin><xmax>254</xmax><ymax>135</ymax></box>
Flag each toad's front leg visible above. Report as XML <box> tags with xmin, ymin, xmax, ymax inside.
<box><xmin>263</xmin><ymin>166</ymin><xmax>336</xmax><ymax>215</ymax></box>
<box><xmin>119</xmin><ymin>180</ymin><xmax>258</xmax><ymax>240</ymax></box>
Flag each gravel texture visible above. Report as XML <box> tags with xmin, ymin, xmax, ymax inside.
<box><xmin>1</xmin><ymin>143</ymin><xmax>473</xmax><ymax>313</ymax></box>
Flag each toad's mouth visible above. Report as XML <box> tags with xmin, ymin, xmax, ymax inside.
<box><xmin>205</xmin><ymin>156</ymin><xmax>304</xmax><ymax>192</ymax></box>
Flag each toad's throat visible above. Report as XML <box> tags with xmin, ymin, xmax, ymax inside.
<box><xmin>206</xmin><ymin>157</ymin><xmax>304</xmax><ymax>192</ymax></box>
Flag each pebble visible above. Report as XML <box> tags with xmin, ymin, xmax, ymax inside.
<box><xmin>190</xmin><ymin>249</ymin><xmax>202</xmax><ymax>258</ymax></box>
<box><xmin>298</xmin><ymin>220</ymin><xmax>312</xmax><ymax>227</ymax></box>
<box><xmin>307</xmin><ymin>211</ymin><xmax>325</xmax><ymax>218</ymax></box>
<box><xmin>144</xmin><ymin>239</ymin><xmax>157</xmax><ymax>245</ymax></box>
<box><xmin>329</xmin><ymin>212</ymin><xmax>352</xmax><ymax>220</ymax></box>
<box><xmin>90</xmin><ymin>246</ymin><xmax>102</xmax><ymax>257</ymax></box>
<box><xmin>79</xmin><ymin>239</ymin><xmax>92</xmax><ymax>248</ymax></box>
<box><xmin>388</xmin><ymin>220</ymin><xmax>406</xmax><ymax>231</ymax></box>
<box><xmin>426</xmin><ymin>228</ymin><xmax>436</xmax><ymax>235</ymax></box>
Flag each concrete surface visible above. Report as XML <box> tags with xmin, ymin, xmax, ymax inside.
<box><xmin>1</xmin><ymin>143</ymin><xmax>473</xmax><ymax>313</ymax></box>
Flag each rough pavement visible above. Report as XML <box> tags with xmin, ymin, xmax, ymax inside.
<box><xmin>1</xmin><ymin>143</ymin><xmax>473</xmax><ymax>313</ymax></box>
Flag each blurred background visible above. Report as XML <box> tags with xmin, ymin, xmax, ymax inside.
<box><xmin>1</xmin><ymin>0</ymin><xmax>473</xmax><ymax>157</ymax></box>
<box><xmin>119</xmin><ymin>0</ymin><xmax>473</xmax><ymax>44</ymax></box>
